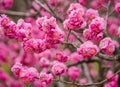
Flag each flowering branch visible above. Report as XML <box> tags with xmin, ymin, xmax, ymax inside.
<box><xmin>35</xmin><ymin>0</ymin><xmax>63</xmax><ymax>22</ymax></box>
<box><xmin>55</xmin><ymin>69</ymin><xmax>120</xmax><ymax>86</ymax></box>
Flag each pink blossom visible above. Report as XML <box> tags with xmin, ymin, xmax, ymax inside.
<box><xmin>99</xmin><ymin>37</ymin><xmax>115</xmax><ymax>56</ymax></box>
<box><xmin>47</xmin><ymin>0</ymin><xmax>63</xmax><ymax>6</ymax></box>
<box><xmin>0</xmin><ymin>0</ymin><xmax>13</xmax><ymax>10</ymax></box>
<box><xmin>70</xmin><ymin>52</ymin><xmax>83</xmax><ymax>63</ymax></box>
<box><xmin>39</xmin><ymin>57</ymin><xmax>50</xmax><ymax>67</ymax></box>
<box><xmin>16</xmin><ymin>19</ymin><xmax>32</xmax><ymax>42</ymax></box>
<box><xmin>23</xmin><ymin>39</ymin><xmax>50</xmax><ymax>53</ymax></box>
<box><xmin>51</xmin><ymin>62</ymin><xmax>67</xmax><ymax>76</ymax></box>
<box><xmin>34</xmin><ymin>80</ymin><xmax>47</xmax><ymax>87</ymax></box>
<box><xmin>36</xmin><ymin>16</ymin><xmax>57</xmax><ymax>33</ymax></box>
<box><xmin>83</xmin><ymin>29</ymin><xmax>92</xmax><ymax>40</ymax></box>
<box><xmin>21</xmin><ymin>52</ymin><xmax>36</xmax><ymax>66</ymax></box>
<box><xmin>78</xmin><ymin>0</ymin><xmax>87</xmax><ymax>6</ymax></box>
<box><xmin>89</xmin><ymin>17</ymin><xmax>105</xmax><ymax>33</ymax></box>
<box><xmin>2</xmin><ymin>21</ymin><xmax>17</xmax><ymax>39</ymax></box>
<box><xmin>104</xmin><ymin>71</ymin><xmax>118</xmax><ymax>87</ymax></box>
<box><xmin>108</xmin><ymin>24</ymin><xmax>117</xmax><ymax>36</ymax></box>
<box><xmin>45</xmin><ymin>28</ymin><xmax>65</xmax><ymax>44</ymax></box>
<box><xmin>85</xmin><ymin>8</ymin><xmax>99</xmax><ymax>21</ymax></box>
<box><xmin>68</xmin><ymin>66</ymin><xmax>81</xmax><ymax>80</ymax></box>
<box><xmin>115</xmin><ymin>3</ymin><xmax>120</xmax><ymax>13</ymax></box>
<box><xmin>64</xmin><ymin>9</ymin><xmax>86</xmax><ymax>30</ymax></box>
<box><xmin>83</xmin><ymin>29</ymin><xmax>103</xmax><ymax>43</ymax></box>
<box><xmin>20</xmin><ymin>67</ymin><xmax>38</xmax><ymax>83</ymax></box>
<box><xmin>11</xmin><ymin>62</ymin><xmax>23</xmax><ymax>77</ymax></box>
<box><xmin>77</xmin><ymin>41</ymin><xmax>99</xmax><ymax>59</ymax></box>
<box><xmin>0</xmin><ymin>15</ymin><xmax>10</xmax><ymax>26</ymax></box>
<box><xmin>39</xmin><ymin>72</ymin><xmax>53</xmax><ymax>84</ymax></box>
<box><xmin>67</xmin><ymin>3</ymin><xmax>84</xmax><ymax>15</ymax></box>
<box><xmin>54</xmin><ymin>51</ymin><xmax>68</xmax><ymax>62</ymax></box>
<box><xmin>36</xmin><ymin>16</ymin><xmax>65</xmax><ymax>44</ymax></box>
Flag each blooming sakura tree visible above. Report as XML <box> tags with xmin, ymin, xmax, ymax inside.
<box><xmin>0</xmin><ymin>0</ymin><xmax>120</xmax><ymax>87</ymax></box>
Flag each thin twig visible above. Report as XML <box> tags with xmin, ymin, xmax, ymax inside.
<box><xmin>66</xmin><ymin>30</ymin><xmax>71</xmax><ymax>42</ymax></box>
<box><xmin>71</xmin><ymin>31</ymin><xmax>83</xmax><ymax>43</ymax></box>
<box><xmin>104</xmin><ymin>0</ymin><xmax>111</xmax><ymax>36</ymax></box>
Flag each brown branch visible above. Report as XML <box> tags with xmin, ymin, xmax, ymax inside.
<box><xmin>71</xmin><ymin>31</ymin><xmax>84</xmax><ymax>43</ymax></box>
<box><xmin>82</xmin><ymin>63</ymin><xmax>95</xmax><ymax>85</ymax></box>
<box><xmin>97</xmin><ymin>53</ymin><xmax>119</xmax><ymax>61</ymax></box>
<box><xmin>0</xmin><ymin>10</ymin><xmax>36</xmax><ymax>17</ymax></box>
<box><xmin>68</xmin><ymin>59</ymin><xmax>100</xmax><ymax>67</ymax></box>
<box><xmin>104</xmin><ymin>0</ymin><xmax>111</xmax><ymax>36</ymax></box>
<box><xmin>66</xmin><ymin>30</ymin><xmax>71</xmax><ymax>42</ymax></box>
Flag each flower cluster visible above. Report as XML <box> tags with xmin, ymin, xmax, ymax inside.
<box><xmin>11</xmin><ymin>62</ymin><xmax>38</xmax><ymax>83</ymax></box>
<box><xmin>39</xmin><ymin>72</ymin><xmax>53</xmax><ymax>85</ymax></box>
<box><xmin>36</xmin><ymin>16</ymin><xmax>65</xmax><ymax>44</ymax></box>
<box><xmin>0</xmin><ymin>15</ymin><xmax>31</xmax><ymax>41</ymax></box>
<box><xmin>83</xmin><ymin>17</ymin><xmax>105</xmax><ymax>43</ymax></box>
<box><xmin>54</xmin><ymin>51</ymin><xmax>68</xmax><ymax>62</ymax></box>
<box><xmin>23</xmin><ymin>39</ymin><xmax>50</xmax><ymax>53</ymax></box>
<box><xmin>64</xmin><ymin>3</ymin><xmax>86</xmax><ymax>30</ymax></box>
<box><xmin>77</xmin><ymin>41</ymin><xmax>99</xmax><ymax>59</ymax></box>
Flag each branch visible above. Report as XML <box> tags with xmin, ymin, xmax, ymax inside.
<box><xmin>104</xmin><ymin>0</ymin><xmax>111</xmax><ymax>36</ymax></box>
<box><xmin>71</xmin><ymin>31</ymin><xmax>84</xmax><ymax>43</ymax></box>
<box><xmin>68</xmin><ymin>59</ymin><xmax>100</xmax><ymax>67</ymax></box>
<box><xmin>0</xmin><ymin>10</ymin><xmax>36</xmax><ymax>17</ymax></box>
<box><xmin>55</xmin><ymin>69</ymin><xmax>120</xmax><ymax>86</ymax></box>
<box><xmin>82</xmin><ymin>63</ymin><xmax>94</xmax><ymax>85</ymax></box>
<box><xmin>97</xmin><ymin>53</ymin><xmax>119</xmax><ymax>61</ymax></box>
